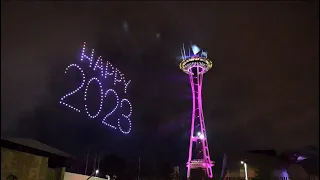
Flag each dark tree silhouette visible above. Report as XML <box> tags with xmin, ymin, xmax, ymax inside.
<box><xmin>159</xmin><ymin>162</ymin><xmax>172</xmax><ymax>180</ymax></box>
<box><xmin>99</xmin><ymin>154</ymin><xmax>127</xmax><ymax>180</ymax></box>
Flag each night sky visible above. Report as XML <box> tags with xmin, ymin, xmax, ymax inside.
<box><xmin>1</xmin><ymin>1</ymin><xmax>319</xmax><ymax>163</ymax></box>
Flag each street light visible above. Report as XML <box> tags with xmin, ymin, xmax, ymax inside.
<box><xmin>86</xmin><ymin>169</ymin><xmax>99</xmax><ymax>180</ymax></box>
<box><xmin>240</xmin><ymin>161</ymin><xmax>248</xmax><ymax>180</ymax></box>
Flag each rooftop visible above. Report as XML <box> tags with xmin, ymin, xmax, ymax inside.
<box><xmin>1</xmin><ymin>137</ymin><xmax>74</xmax><ymax>159</ymax></box>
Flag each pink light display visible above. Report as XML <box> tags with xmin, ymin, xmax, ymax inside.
<box><xmin>60</xmin><ymin>42</ymin><xmax>132</xmax><ymax>134</ymax></box>
<box><xmin>179</xmin><ymin>44</ymin><xmax>214</xmax><ymax>179</ymax></box>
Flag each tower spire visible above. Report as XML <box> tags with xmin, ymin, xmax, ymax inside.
<box><xmin>179</xmin><ymin>44</ymin><xmax>214</xmax><ymax>179</ymax></box>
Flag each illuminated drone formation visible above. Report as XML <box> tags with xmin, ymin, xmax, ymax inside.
<box><xmin>60</xmin><ymin>42</ymin><xmax>132</xmax><ymax>134</ymax></box>
<box><xmin>179</xmin><ymin>44</ymin><xmax>214</xmax><ymax>179</ymax></box>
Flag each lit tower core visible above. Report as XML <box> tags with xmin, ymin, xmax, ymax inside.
<box><xmin>179</xmin><ymin>44</ymin><xmax>214</xmax><ymax>179</ymax></box>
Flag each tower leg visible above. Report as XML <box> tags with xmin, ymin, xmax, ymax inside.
<box><xmin>186</xmin><ymin>67</ymin><xmax>214</xmax><ymax>179</ymax></box>
<box><xmin>187</xmin><ymin>74</ymin><xmax>196</xmax><ymax>179</ymax></box>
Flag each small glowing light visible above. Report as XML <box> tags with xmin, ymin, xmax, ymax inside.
<box><xmin>197</xmin><ymin>132</ymin><xmax>204</xmax><ymax>139</ymax></box>
<box><xmin>297</xmin><ymin>156</ymin><xmax>307</xmax><ymax>161</ymax></box>
<box><xmin>201</xmin><ymin>51</ymin><xmax>208</xmax><ymax>58</ymax></box>
<box><xmin>191</xmin><ymin>44</ymin><xmax>201</xmax><ymax>55</ymax></box>
<box><xmin>95</xmin><ymin>169</ymin><xmax>99</xmax><ymax>174</ymax></box>
<box><xmin>123</xmin><ymin>21</ymin><xmax>129</xmax><ymax>32</ymax></box>
<box><xmin>241</xmin><ymin>161</ymin><xmax>244</xmax><ymax>164</ymax></box>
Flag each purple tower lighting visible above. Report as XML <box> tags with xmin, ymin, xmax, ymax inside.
<box><xmin>179</xmin><ymin>44</ymin><xmax>214</xmax><ymax>179</ymax></box>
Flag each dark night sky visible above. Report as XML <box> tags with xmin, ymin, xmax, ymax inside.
<box><xmin>1</xmin><ymin>1</ymin><xmax>319</xmax><ymax>162</ymax></box>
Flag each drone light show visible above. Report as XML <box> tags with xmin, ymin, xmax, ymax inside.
<box><xmin>59</xmin><ymin>42</ymin><xmax>132</xmax><ymax>134</ymax></box>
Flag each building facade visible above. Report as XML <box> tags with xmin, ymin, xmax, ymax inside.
<box><xmin>1</xmin><ymin>137</ymin><xmax>73</xmax><ymax>180</ymax></box>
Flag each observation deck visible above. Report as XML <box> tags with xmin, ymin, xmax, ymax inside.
<box><xmin>179</xmin><ymin>56</ymin><xmax>212</xmax><ymax>75</ymax></box>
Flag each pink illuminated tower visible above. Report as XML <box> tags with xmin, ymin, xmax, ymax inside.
<box><xmin>179</xmin><ymin>44</ymin><xmax>214</xmax><ymax>179</ymax></box>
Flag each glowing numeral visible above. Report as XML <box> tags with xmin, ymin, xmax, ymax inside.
<box><xmin>102</xmin><ymin>89</ymin><xmax>119</xmax><ymax>129</ymax></box>
<box><xmin>84</xmin><ymin>77</ymin><xmax>103</xmax><ymax>118</ymax></box>
<box><xmin>118</xmin><ymin>98</ymin><xmax>132</xmax><ymax>134</ymax></box>
<box><xmin>60</xmin><ymin>64</ymin><xmax>85</xmax><ymax>112</ymax></box>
